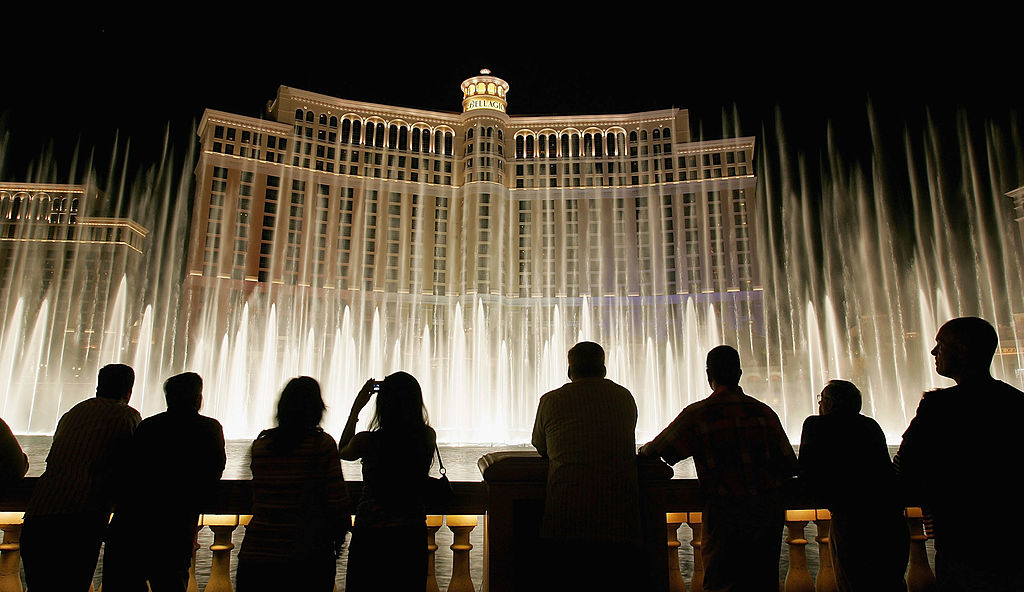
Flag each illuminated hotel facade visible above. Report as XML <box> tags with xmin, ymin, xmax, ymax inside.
<box><xmin>187</xmin><ymin>71</ymin><xmax>759</xmax><ymax>304</ymax></box>
<box><xmin>182</xmin><ymin>71</ymin><xmax>762</xmax><ymax>436</ymax></box>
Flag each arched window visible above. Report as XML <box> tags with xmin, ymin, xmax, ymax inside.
<box><xmin>594</xmin><ymin>134</ymin><xmax>603</xmax><ymax>157</ymax></box>
<box><xmin>444</xmin><ymin>132</ymin><xmax>453</xmax><ymax>156</ymax></box>
<box><xmin>352</xmin><ymin>120</ymin><xmax>362</xmax><ymax>145</ymax></box>
<box><xmin>329</xmin><ymin>116</ymin><xmax>338</xmax><ymax>128</ymax></box>
<box><xmin>561</xmin><ymin>134</ymin><xmax>570</xmax><ymax>157</ymax></box>
<box><xmin>411</xmin><ymin>128</ymin><xmax>420</xmax><ymax>152</ymax></box>
<box><xmin>571</xmin><ymin>135</ymin><xmax>580</xmax><ymax>157</ymax></box>
<box><xmin>435</xmin><ymin>130</ymin><xmax>444</xmax><ymax>154</ymax></box>
<box><xmin>548</xmin><ymin>135</ymin><xmax>556</xmax><ymax>158</ymax></box>
<box><xmin>388</xmin><ymin>125</ymin><xmax>399</xmax><ymax>149</ymax></box>
<box><xmin>319</xmin><ymin>113</ymin><xmax>327</xmax><ymax>126</ymax></box>
<box><xmin>485</xmin><ymin>126</ymin><xmax>493</xmax><ymax>138</ymax></box>
<box><xmin>640</xmin><ymin>130</ymin><xmax>648</xmax><ymax>141</ymax></box>
<box><xmin>305</xmin><ymin>111</ymin><xmax>315</xmax><ymax>123</ymax></box>
<box><xmin>375</xmin><ymin>123</ymin><xmax>385</xmax><ymax>148</ymax></box>
<box><xmin>629</xmin><ymin>131</ymin><xmax>638</xmax><ymax>143</ymax></box>
<box><xmin>295</xmin><ymin>109</ymin><xmax>304</xmax><ymax>121</ymax></box>
<box><xmin>341</xmin><ymin>119</ymin><xmax>352</xmax><ymax>143</ymax></box>
<box><xmin>583</xmin><ymin>134</ymin><xmax>593</xmax><ymax>157</ymax></box>
<box><xmin>617</xmin><ymin>133</ymin><xmax>626</xmax><ymax>154</ymax></box>
<box><xmin>525</xmin><ymin>135</ymin><xmax>534</xmax><ymax>158</ymax></box>
<box><xmin>516</xmin><ymin>136</ymin><xmax>525</xmax><ymax>158</ymax></box>
<box><xmin>421</xmin><ymin>128</ymin><xmax>431</xmax><ymax>153</ymax></box>
<box><xmin>467</xmin><ymin>128</ymin><xmax>474</xmax><ymax>140</ymax></box>
<box><xmin>365</xmin><ymin>123</ymin><xmax>375</xmax><ymax>146</ymax></box>
<box><xmin>663</xmin><ymin>128</ymin><xmax>671</xmax><ymax>139</ymax></box>
<box><xmin>652</xmin><ymin>129</ymin><xmax>660</xmax><ymax>140</ymax></box>
<box><xmin>606</xmin><ymin>133</ymin><xmax>616</xmax><ymax>156</ymax></box>
<box><xmin>538</xmin><ymin>134</ymin><xmax>547</xmax><ymax>158</ymax></box>
<box><xmin>398</xmin><ymin>126</ymin><xmax>408</xmax><ymax>151</ymax></box>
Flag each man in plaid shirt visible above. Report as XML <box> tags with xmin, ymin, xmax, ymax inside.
<box><xmin>640</xmin><ymin>345</ymin><xmax>797</xmax><ymax>592</ymax></box>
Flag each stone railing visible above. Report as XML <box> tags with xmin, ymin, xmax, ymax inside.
<box><xmin>0</xmin><ymin>453</ymin><xmax>935</xmax><ymax>592</ymax></box>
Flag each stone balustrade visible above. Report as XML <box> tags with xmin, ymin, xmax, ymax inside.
<box><xmin>0</xmin><ymin>455</ymin><xmax>936</xmax><ymax>592</ymax></box>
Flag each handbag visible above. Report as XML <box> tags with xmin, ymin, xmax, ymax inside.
<box><xmin>424</xmin><ymin>443</ymin><xmax>455</xmax><ymax>509</ymax></box>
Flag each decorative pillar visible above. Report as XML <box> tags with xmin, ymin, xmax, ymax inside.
<box><xmin>426</xmin><ymin>515</ymin><xmax>443</xmax><ymax>592</ymax></box>
<box><xmin>0</xmin><ymin>513</ymin><xmax>24</xmax><ymax>592</ymax></box>
<box><xmin>666</xmin><ymin>512</ymin><xmax>688</xmax><ymax>592</ymax></box>
<box><xmin>445</xmin><ymin>515</ymin><xmax>477</xmax><ymax>592</ymax></box>
<box><xmin>783</xmin><ymin>510</ymin><xmax>814</xmax><ymax>592</ymax></box>
<box><xmin>813</xmin><ymin>509</ymin><xmax>837</xmax><ymax>592</ymax></box>
<box><xmin>187</xmin><ymin>525</ymin><xmax>201</xmax><ymax>592</ymax></box>
<box><xmin>904</xmin><ymin>508</ymin><xmax>936</xmax><ymax>592</ymax></box>
<box><xmin>686</xmin><ymin>513</ymin><xmax>704</xmax><ymax>592</ymax></box>
<box><xmin>202</xmin><ymin>514</ymin><xmax>241</xmax><ymax>592</ymax></box>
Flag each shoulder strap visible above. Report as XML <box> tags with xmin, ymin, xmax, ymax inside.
<box><xmin>435</xmin><ymin>443</ymin><xmax>446</xmax><ymax>476</ymax></box>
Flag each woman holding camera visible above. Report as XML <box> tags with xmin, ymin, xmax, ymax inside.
<box><xmin>339</xmin><ymin>372</ymin><xmax>436</xmax><ymax>591</ymax></box>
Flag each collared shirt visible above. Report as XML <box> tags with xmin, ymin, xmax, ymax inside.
<box><xmin>647</xmin><ymin>384</ymin><xmax>797</xmax><ymax>498</ymax></box>
<box><xmin>26</xmin><ymin>396</ymin><xmax>141</xmax><ymax>517</ymax></box>
<box><xmin>532</xmin><ymin>377</ymin><xmax>642</xmax><ymax>544</ymax></box>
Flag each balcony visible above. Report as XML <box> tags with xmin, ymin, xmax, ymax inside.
<box><xmin>0</xmin><ymin>452</ymin><xmax>936</xmax><ymax>591</ymax></box>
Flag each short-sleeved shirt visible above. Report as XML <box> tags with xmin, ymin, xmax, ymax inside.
<box><xmin>531</xmin><ymin>377</ymin><xmax>642</xmax><ymax>544</ymax></box>
<box><xmin>647</xmin><ymin>385</ymin><xmax>797</xmax><ymax>498</ymax></box>
<box><xmin>26</xmin><ymin>397</ymin><xmax>141</xmax><ymax>517</ymax></box>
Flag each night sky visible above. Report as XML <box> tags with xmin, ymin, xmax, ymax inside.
<box><xmin>2</xmin><ymin>16</ymin><xmax>1019</xmax><ymax>186</ymax></box>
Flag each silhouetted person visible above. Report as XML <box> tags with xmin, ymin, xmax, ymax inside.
<box><xmin>799</xmin><ymin>379</ymin><xmax>908</xmax><ymax>591</ymax></box>
<box><xmin>531</xmin><ymin>341</ymin><xmax>642</xmax><ymax>591</ymax></box>
<box><xmin>640</xmin><ymin>345</ymin><xmax>797</xmax><ymax>592</ymax></box>
<box><xmin>897</xmin><ymin>317</ymin><xmax>1024</xmax><ymax>591</ymax></box>
<box><xmin>102</xmin><ymin>372</ymin><xmax>226</xmax><ymax>592</ymax></box>
<box><xmin>0</xmin><ymin>416</ymin><xmax>28</xmax><ymax>492</ymax></box>
<box><xmin>20</xmin><ymin>363</ymin><xmax>141</xmax><ymax>592</ymax></box>
<box><xmin>236</xmin><ymin>377</ymin><xmax>349</xmax><ymax>592</ymax></box>
<box><xmin>340</xmin><ymin>371</ymin><xmax>436</xmax><ymax>592</ymax></box>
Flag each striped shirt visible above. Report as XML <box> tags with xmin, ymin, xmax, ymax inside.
<box><xmin>648</xmin><ymin>385</ymin><xmax>797</xmax><ymax>498</ymax></box>
<box><xmin>532</xmin><ymin>377</ymin><xmax>642</xmax><ymax>544</ymax></box>
<box><xmin>239</xmin><ymin>428</ymin><xmax>349</xmax><ymax>561</ymax></box>
<box><xmin>26</xmin><ymin>396</ymin><xmax>141</xmax><ymax>517</ymax></box>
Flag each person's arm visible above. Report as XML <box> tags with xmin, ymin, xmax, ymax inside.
<box><xmin>338</xmin><ymin>379</ymin><xmax>376</xmax><ymax>460</ymax></box>
<box><xmin>0</xmin><ymin>418</ymin><xmax>27</xmax><ymax>483</ymax></box>
<box><xmin>639</xmin><ymin>408</ymin><xmax>691</xmax><ymax>464</ymax></box>
<box><xmin>531</xmin><ymin>396</ymin><xmax>547</xmax><ymax>458</ymax></box>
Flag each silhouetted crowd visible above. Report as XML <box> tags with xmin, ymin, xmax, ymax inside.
<box><xmin>1</xmin><ymin>316</ymin><xmax>1022</xmax><ymax>592</ymax></box>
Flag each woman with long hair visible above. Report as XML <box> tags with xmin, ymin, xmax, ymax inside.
<box><xmin>236</xmin><ymin>377</ymin><xmax>349</xmax><ymax>591</ymax></box>
<box><xmin>339</xmin><ymin>371</ymin><xmax>436</xmax><ymax>591</ymax></box>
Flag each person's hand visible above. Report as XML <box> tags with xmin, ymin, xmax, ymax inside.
<box><xmin>637</xmin><ymin>442</ymin><xmax>655</xmax><ymax>457</ymax></box>
<box><xmin>352</xmin><ymin>378</ymin><xmax>376</xmax><ymax>413</ymax></box>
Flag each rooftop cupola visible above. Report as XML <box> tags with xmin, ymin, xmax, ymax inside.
<box><xmin>461</xmin><ymin>70</ymin><xmax>509</xmax><ymax>114</ymax></box>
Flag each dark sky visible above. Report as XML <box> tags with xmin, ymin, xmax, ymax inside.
<box><xmin>2</xmin><ymin>16</ymin><xmax>1018</xmax><ymax>183</ymax></box>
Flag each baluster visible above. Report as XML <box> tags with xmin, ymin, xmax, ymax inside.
<box><xmin>426</xmin><ymin>516</ymin><xmax>443</xmax><ymax>592</ymax></box>
<box><xmin>202</xmin><ymin>514</ymin><xmax>241</xmax><ymax>592</ymax></box>
<box><xmin>0</xmin><ymin>513</ymin><xmax>24</xmax><ymax>592</ymax></box>
<box><xmin>813</xmin><ymin>509</ymin><xmax>837</xmax><ymax>592</ymax></box>
<box><xmin>187</xmin><ymin>520</ymin><xmax>201</xmax><ymax>592</ymax></box>
<box><xmin>783</xmin><ymin>510</ymin><xmax>814</xmax><ymax>592</ymax></box>
<box><xmin>686</xmin><ymin>512</ymin><xmax>704</xmax><ymax>592</ymax></box>
<box><xmin>666</xmin><ymin>512</ymin><xmax>688</xmax><ymax>592</ymax></box>
<box><xmin>445</xmin><ymin>515</ymin><xmax>477</xmax><ymax>592</ymax></box>
<box><xmin>904</xmin><ymin>507</ymin><xmax>936</xmax><ymax>592</ymax></box>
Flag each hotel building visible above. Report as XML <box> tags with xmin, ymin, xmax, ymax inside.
<box><xmin>187</xmin><ymin>71</ymin><xmax>758</xmax><ymax>303</ymax></box>
<box><xmin>182</xmin><ymin>71</ymin><xmax>762</xmax><ymax>437</ymax></box>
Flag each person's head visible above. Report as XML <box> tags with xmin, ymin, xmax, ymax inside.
<box><xmin>567</xmin><ymin>341</ymin><xmax>606</xmax><ymax>381</ymax></box>
<box><xmin>818</xmin><ymin>380</ymin><xmax>862</xmax><ymax>415</ymax></box>
<box><xmin>164</xmin><ymin>372</ymin><xmax>203</xmax><ymax>412</ymax></box>
<box><xmin>932</xmin><ymin>317</ymin><xmax>998</xmax><ymax>382</ymax></box>
<box><xmin>706</xmin><ymin>345</ymin><xmax>742</xmax><ymax>388</ymax></box>
<box><xmin>96</xmin><ymin>364</ymin><xmax>134</xmax><ymax>402</ymax></box>
<box><xmin>276</xmin><ymin>376</ymin><xmax>325</xmax><ymax>430</ymax></box>
<box><xmin>370</xmin><ymin>371</ymin><xmax>429</xmax><ymax>431</ymax></box>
